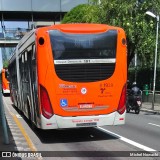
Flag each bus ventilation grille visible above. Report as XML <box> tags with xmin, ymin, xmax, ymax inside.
<box><xmin>55</xmin><ymin>63</ymin><xmax>115</xmax><ymax>82</ymax></box>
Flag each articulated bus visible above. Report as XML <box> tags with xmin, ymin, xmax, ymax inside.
<box><xmin>8</xmin><ymin>24</ymin><xmax>127</xmax><ymax>129</ymax></box>
<box><xmin>1</xmin><ymin>68</ymin><xmax>10</xmax><ymax>94</ymax></box>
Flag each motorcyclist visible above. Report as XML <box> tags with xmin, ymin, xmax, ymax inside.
<box><xmin>127</xmin><ymin>82</ymin><xmax>142</xmax><ymax>114</ymax></box>
<box><xmin>129</xmin><ymin>82</ymin><xmax>141</xmax><ymax>96</ymax></box>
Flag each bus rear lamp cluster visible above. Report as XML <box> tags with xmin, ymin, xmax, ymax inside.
<box><xmin>40</xmin><ymin>85</ymin><xmax>54</xmax><ymax>119</ymax></box>
<box><xmin>2</xmin><ymin>83</ymin><xmax>6</xmax><ymax>90</ymax></box>
<box><xmin>117</xmin><ymin>84</ymin><xmax>126</xmax><ymax>114</ymax></box>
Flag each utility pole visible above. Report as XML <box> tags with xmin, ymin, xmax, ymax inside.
<box><xmin>134</xmin><ymin>53</ymin><xmax>137</xmax><ymax>82</ymax></box>
<box><xmin>0</xmin><ymin>91</ymin><xmax>9</xmax><ymax>144</ymax></box>
<box><xmin>146</xmin><ymin>11</ymin><xmax>159</xmax><ymax>110</ymax></box>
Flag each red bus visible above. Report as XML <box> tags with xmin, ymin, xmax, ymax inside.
<box><xmin>8</xmin><ymin>24</ymin><xmax>127</xmax><ymax>129</ymax></box>
<box><xmin>1</xmin><ymin>68</ymin><xmax>10</xmax><ymax>94</ymax></box>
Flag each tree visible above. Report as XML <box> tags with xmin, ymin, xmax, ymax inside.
<box><xmin>92</xmin><ymin>0</ymin><xmax>160</xmax><ymax>67</ymax></box>
<box><xmin>61</xmin><ymin>4</ymin><xmax>103</xmax><ymax>24</ymax></box>
<box><xmin>3</xmin><ymin>60</ymin><xmax>9</xmax><ymax>68</ymax></box>
<box><xmin>61</xmin><ymin>0</ymin><xmax>160</xmax><ymax>68</ymax></box>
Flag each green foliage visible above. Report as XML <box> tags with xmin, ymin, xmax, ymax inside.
<box><xmin>128</xmin><ymin>67</ymin><xmax>160</xmax><ymax>91</ymax></box>
<box><xmin>61</xmin><ymin>4</ymin><xmax>103</xmax><ymax>23</ymax></box>
<box><xmin>61</xmin><ymin>0</ymin><xmax>160</xmax><ymax>68</ymax></box>
<box><xmin>3</xmin><ymin>60</ymin><xmax>9</xmax><ymax>68</ymax></box>
<box><xmin>97</xmin><ymin>0</ymin><xmax>160</xmax><ymax>68</ymax></box>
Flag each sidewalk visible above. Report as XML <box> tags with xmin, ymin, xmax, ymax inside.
<box><xmin>0</xmin><ymin>110</ymin><xmax>18</xmax><ymax>152</ymax></box>
<box><xmin>141</xmin><ymin>102</ymin><xmax>160</xmax><ymax>114</ymax></box>
<box><xmin>0</xmin><ymin>93</ymin><xmax>19</xmax><ymax>159</ymax></box>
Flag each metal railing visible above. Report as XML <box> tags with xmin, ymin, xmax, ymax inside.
<box><xmin>0</xmin><ymin>28</ymin><xmax>31</xmax><ymax>40</ymax></box>
<box><xmin>142</xmin><ymin>90</ymin><xmax>160</xmax><ymax>103</ymax></box>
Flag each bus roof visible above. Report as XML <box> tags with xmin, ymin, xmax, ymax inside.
<box><xmin>42</xmin><ymin>23</ymin><xmax>123</xmax><ymax>34</ymax></box>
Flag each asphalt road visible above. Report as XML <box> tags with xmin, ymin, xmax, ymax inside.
<box><xmin>104</xmin><ymin>111</ymin><xmax>160</xmax><ymax>151</ymax></box>
<box><xmin>3</xmin><ymin>96</ymin><xmax>160</xmax><ymax>160</ymax></box>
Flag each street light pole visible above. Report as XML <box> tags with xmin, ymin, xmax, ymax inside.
<box><xmin>152</xmin><ymin>15</ymin><xmax>159</xmax><ymax>110</ymax></box>
<box><xmin>146</xmin><ymin>11</ymin><xmax>159</xmax><ymax>110</ymax></box>
<box><xmin>134</xmin><ymin>53</ymin><xmax>137</xmax><ymax>82</ymax></box>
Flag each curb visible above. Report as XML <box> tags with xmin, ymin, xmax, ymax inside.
<box><xmin>140</xmin><ymin>108</ymin><xmax>160</xmax><ymax>115</ymax></box>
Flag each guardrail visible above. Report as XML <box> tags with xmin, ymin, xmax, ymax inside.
<box><xmin>142</xmin><ymin>90</ymin><xmax>160</xmax><ymax>103</ymax></box>
<box><xmin>127</xmin><ymin>89</ymin><xmax>160</xmax><ymax>104</ymax></box>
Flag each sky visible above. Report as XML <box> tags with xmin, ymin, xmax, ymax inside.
<box><xmin>3</xmin><ymin>21</ymin><xmax>28</xmax><ymax>29</ymax></box>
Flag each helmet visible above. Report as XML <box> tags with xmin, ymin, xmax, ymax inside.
<box><xmin>132</xmin><ymin>82</ymin><xmax>137</xmax><ymax>87</ymax></box>
<box><xmin>133</xmin><ymin>82</ymin><xmax>136</xmax><ymax>85</ymax></box>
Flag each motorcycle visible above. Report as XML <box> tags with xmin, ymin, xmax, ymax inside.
<box><xmin>126</xmin><ymin>91</ymin><xmax>142</xmax><ymax>114</ymax></box>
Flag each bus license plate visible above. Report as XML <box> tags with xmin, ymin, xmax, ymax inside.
<box><xmin>76</xmin><ymin>122</ymin><xmax>97</xmax><ymax>127</ymax></box>
<box><xmin>137</xmin><ymin>101</ymin><xmax>141</xmax><ymax>105</ymax></box>
<box><xmin>79</xmin><ymin>104</ymin><xmax>93</xmax><ymax>109</ymax></box>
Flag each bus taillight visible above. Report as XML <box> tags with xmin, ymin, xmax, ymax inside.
<box><xmin>40</xmin><ymin>85</ymin><xmax>53</xmax><ymax>119</ymax></box>
<box><xmin>2</xmin><ymin>83</ymin><xmax>6</xmax><ymax>90</ymax></box>
<box><xmin>117</xmin><ymin>84</ymin><xmax>126</xmax><ymax>114</ymax></box>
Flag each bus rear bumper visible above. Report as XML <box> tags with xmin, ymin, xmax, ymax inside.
<box><xmin>40</xmin><ymin>111</ymin><xmax>125</xmax><ymax>130</ymax></box>
<box><xmin>3</xmin><ymin>89</ymin><xmax>10</xmax><ymax>94</ymax></box>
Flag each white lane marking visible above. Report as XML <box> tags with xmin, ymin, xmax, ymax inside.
<box><xmin>97</xmin><ymin>127</ymin><xmax>157</xmax><ymax>152</ymax></box>
<box><xmin>148</xmin><ymin>123</ymin><xmax>160</xmax><ymax>128</ymax></box>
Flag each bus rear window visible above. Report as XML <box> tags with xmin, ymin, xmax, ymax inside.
<box><xmin>49</xmin><ymin>30</ymin><xmax>117</xmax><ymax>60</ymax></box>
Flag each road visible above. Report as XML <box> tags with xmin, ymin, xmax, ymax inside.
<box><xmin>104</xmin><ymin>111</ymin><xmax>160</xmax><ymax>151</ymax></box>
<box><xmin>3</xmin><ymin>96</ymin><xmax>160</xmax><ymax>160</ymax></box>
